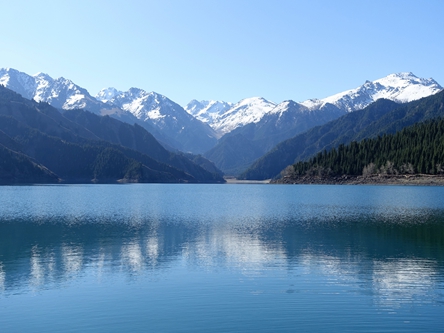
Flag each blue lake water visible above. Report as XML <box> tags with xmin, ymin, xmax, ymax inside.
<box><xmin>0</xmin><ymin>184</ymin><xmax>444</xmax><ymax>332</ymax></box>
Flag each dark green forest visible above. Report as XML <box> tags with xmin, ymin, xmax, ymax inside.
<box><xmin>291</xmin><ymin>119</ymin><xmax>444</xmax><ymax>177</ymax></box>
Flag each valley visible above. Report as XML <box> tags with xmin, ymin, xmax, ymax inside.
<box><xmin>0</xmin><ymin>68</ymin><xmax>443</xmax><ymax>184</ymax></box>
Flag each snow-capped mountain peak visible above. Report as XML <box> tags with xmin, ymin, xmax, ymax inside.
<box><xmin>371</xmin><ymin>72</ymin><xmax>442</xmax><ymax>103</ymax></box>
<box><xmin>269</xmin><ymin>100</ymin><xmax>308</xmax><ymax>116</ymax></box>
<box><xmin>185</xmin><ymin>99</ymin><xmax>205</xmax><ymax>114</ymax></box>
<box><xmin>301</xmin><ymin>72</ymin><xmax>443</xmax><ymax>112</ymax></box>
<box><xmin>95</xmin><ymin>87</ymin><xmax>122</xmax><ymax>102</ymax></box>
<box><xmin>185</xmin><ymin>99</ymin><xmax>234</xmax><ymax>125</ymax></box>
<box><xmin>212</xmin><ymin>97</ymin><xmax>277</xmax><ymax>134</ymax></box>
<box><xmin>231</xmin><ymin>96</ymin><xmax>274</xmax><ymax>109</ymax></box>
<box><xmin>0</xmin><ymin>68</ymin><xmax>37</xmax><ymax>100</ymax></box>
<box><xmin>118</xmin><ymin>89</ymin><xmax>173</xmax><ymax>120</ymax></box>
<box><xmin>97</xmin><ymin>87</ymin><xmax>191</xmax><ymax>124</ymax></box>
<box><xmin>0</xmin><ymin>68</ymin><xmax>126</xmax><ymax>114</ymax></box>
<box><xmin>185</xmin><ymin>99</ymin><xmax>233</xmax><ymax>115</ymax></box>
<box><xmin>0</xmin><ymin>67</ymin><xmax>217</xmax><ymax>153</ymax></box>
<box><xmin>97</xmin><ymin>87</ymin><xmax>218</xmax><ymax>151</ymax></box>
<box><xmin>33</xmin><ymin>72</ymin><xmax>53</xmax><ymax>82</ymax></box>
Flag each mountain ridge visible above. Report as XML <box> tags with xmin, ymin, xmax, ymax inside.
<box><xmin>183</xmin><ymin>72</ymin><xmax>442</xmax><ymax>136</ymax></box>
<box><xmin>0</xmin><ymin>85</ymin><xmax>224</xmax><ymax>184</ymax></box>
<box><xmin>240</xmin><ymin>90</ymin><xmax>444</xmax><ymax>180</ymax></box>
<box><xmin>0</xmin><ymin>68</ymin><xmax>217</xmax><ymax>154</ymax></box>
<box><xmin>1</xmin><ymin>68</ymin><xmax>442</xmax><ymax>168</ymax></box>
<box><xmin>300</xmin><ymin>72</ymin><xmax>442</xmax><ymax>112</ymax></box>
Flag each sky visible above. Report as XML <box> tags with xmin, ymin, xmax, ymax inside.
<box><xmin>1</xmin><ymin>0</ymin><xmax>443</xmax><ymax>106</ymax></box>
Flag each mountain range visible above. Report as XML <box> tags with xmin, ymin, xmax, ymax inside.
<box><xmin>0</xmin><ymin>86</ymin><xmax>224</xmax><ymax>184</ymax></box>
<box><xmin>241</xmin><ymin>89</ymin><xmax>444</xmax><ymax>180</ymax></box>
<box><xmin>0</xmin><ymin>67</ymin><xmax>442</xmax><ymax>179</ymax></box>
<box><xmin>186</xmin><ymin>72</ymin><xmax>441</xmax><ymax>131</ymax></box>
<box><xmin>0</xmin><ymin>68</ymin><xmax>217</xmax><ymax>154</ymax></box>
<box><xmin>200</xmin><ymin>73</ymin><xmax>441</xmax><ymax>174</ymax></box>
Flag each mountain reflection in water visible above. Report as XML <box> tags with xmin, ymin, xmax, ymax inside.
<box><xmin>1</xmin><ymin>184</ymin><xmax>443</xmax><ymax>332</ymax></box>
<box><xmin>1</xmin><ymin>208</ymin><xmax>443</xmax><ymax>305</ymax></box>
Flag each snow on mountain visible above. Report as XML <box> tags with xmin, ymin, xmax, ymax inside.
<box><xmin>0</xmin><ymin>68</ymin><xmax>116</xmax><ymax>114</ymax></box>
<box><xmin>97</xmin><ymin>88</ymin><xmax>180</xmax><ymax>122</ymax></box>
<box><xmin>96</xmin><ymin>87</ymin><xmax>121</xmax><ymax>102</ymax></box>
<box><xmin>268</xmin><ymin>100</ymin><xmax>309</xmax><ymax>116</ymax></box>
<box><xmin>243</xmin><ymin>99</ymin><xmax>345</xmax><ymax>143</ymax></box>
<box><xmin>185</xmin><ymin>100</ymin><xmax>233</xmax><ymax>125</ymax></box>
<box><xmin>184</xmin><ymin>72</ymin><xmax>441</xmax><ymax>138</ymax></box>
<box><xmin>372</xmin><ymin>72</ymin><xmax>442</xmax><ymax>102</ymax></box>
<box><xmin>2</xmin><ymin>68</ymin><xmax>442</xmax><ymax>154</ymax></box>
<box><xmin>96</xmin><ymin>87</ymin><xmax>218</xmax><ymax>153</ymax></box>
<box><xmin>211</xmin><ymin>97</ymin><xmax>277</xmax><ymax>135</ymax></box>
<box><xmin>0</xmin><ymin>68</ymin><xmax>217</xmax><ymax>153</ymax></box>
<box><xmin>0</xmin><ymin>68</ymin><xmax>37</xmax><ymax>99</ymax></box>
<box><xmin>34</xmin><ymin>76</ymin><xmax>92</xmax><ymax>110</ymax></box>
<box><xmin>301</xmin><ymin>72</ymin><xmax>442</xmax><ymax>112</ymax></box>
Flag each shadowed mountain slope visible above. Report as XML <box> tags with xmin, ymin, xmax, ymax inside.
<box><xmin>241</xmin><ymin>90</ymin><xmax>444</xmax><ymax>180</ymax></box>
<box><xmin>0</xmin><ymin>86</ymin><xmax>224</xmax><ymax>183</ymax></box>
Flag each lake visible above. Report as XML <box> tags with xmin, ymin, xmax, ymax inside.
<box><xmin>0</xmin><ymin>184</ymin><xmax>443</xmax><ymax>332</ymax></box>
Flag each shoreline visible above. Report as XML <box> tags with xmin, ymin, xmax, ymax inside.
<box><xmin>272</xmin><ymin>174</ymin><xmax>444</xmax><ymax>186</ymax></box>
<box><xmin>224</xmin><ymin>177</ymin><xmax>271</xmax><ymax>184</ymax></box>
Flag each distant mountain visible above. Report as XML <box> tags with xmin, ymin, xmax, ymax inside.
<box><xmin>185</xmin><ymin>100</ymin><xmax>233</xmax><ymax>128</ymax></box>
<box><xmin>240</xmin><ymin>90</ymin><xmax>444</xmax><ymax>180</ymax></box>
<box><xmin>96</xmin><ymin>88</ymin><xmax>218</xmax><ymax>153</ymax></box>
<box><xmin>0</xmin><ymin>85</ymin><xmax>224</xmax><ymax>183</ymax></box>
<box><xmin>2</xmin><ymin>68</ymin><xmax>442</xmax><ymax>168</ymax></box>
<box><xmin>205</xmin><ymin>97</ymin><xmax>277</xmax><ymax>136</ymax></box>
<box><xmin>204</xmin><ymin>133</ymin><xmax>265</xmax><ymax>176</ymax></box>
<box><xmin>201</xmin><ymin>72</ymin><xmax>442</xmax><ymax>176</ymax></box>
<box><xmin>204</xmin><ymin>100</ymin><xmax>346</xmax><ymax>175</ymax></box>
<box><xmin>184</xmin><ymin>72</ymin><xmax>442</xmax><ymax>139</ymax></box>
<box><xmin>301</xmin><ymin>72</ymin><xmax>442</xmax><ymax>112</ymax></box>
<box><xmin>63</xmin><ymin>109</ymin><xmax>224</xmax><ymax>181</ymax></box>
<box><xmin>0</xmin><ymin>68</ymin><xmax>218</xmax><ymax>154</ymax></box>
<box><xmin>0</xmin><ymin>68</ymin><xmax>120</xmax><ymax>115</ymax></box>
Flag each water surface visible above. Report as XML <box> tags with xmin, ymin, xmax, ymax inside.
<box><xmin>1</xmin><ymin>184</ymin><xmax>443</xmax><ymax>332</ymax></box>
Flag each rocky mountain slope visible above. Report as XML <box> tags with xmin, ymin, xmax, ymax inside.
<box><xmin>204</xmin><ymin>101</ymin><xmax>345</xmax><ymax>175</ymax></box>
<box><xmin>300</xmin><ymin>72</ymin><xmax>442</xmax><ymax>112</ymax></box>
<box><xmin>240</xmin><ymin>90</ymin><xmax>444</xmax><ymax>180</ymax></box>
<box><xmin>185</xmin><ymin>100</ymin><xmax>233</xmax><ymax>128</ymax></box>
<box><xmin>185</xmin><ymin>72</ymin><xmax>442</xmax><ymax>136</ymax></box>
<box><xmin>1</xmin><ymin>68</ymin><xmax>441</xmax><ymax>174</ymax></box>
<box><xmin>0</xmin><ymin>85</ymin><xmax>224</xmax><ymax>184</ymax></box>
<box><xmin>0</xmin><ymin>68</ymin><xmax>217</xmax><ymax>154</ymax></box>
<box><xmin>198</xmin><ymin>72</ymin><xmax>442</xmax><ymax>175</ymax></box>
<box><xmin>96</xmin><ymin>87</ymin><xmax>218</xmax><ymax>153</ymax></box>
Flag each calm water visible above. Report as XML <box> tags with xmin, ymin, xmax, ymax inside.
<box><xmin>1</xmin><ymin>184</ymin><xmax>444</xmax><ymax>332</ymax></box>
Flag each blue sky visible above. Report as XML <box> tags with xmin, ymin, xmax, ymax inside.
<box><xmin>1</xmin><ymin>0</ymin><xmax>443</xmax><ymax>106</ymax></box>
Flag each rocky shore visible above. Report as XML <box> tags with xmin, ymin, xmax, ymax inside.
<box><xmin>272</xmin><ymin>174</ymin><xmax>444</xmax><ymax>186</ymax></box>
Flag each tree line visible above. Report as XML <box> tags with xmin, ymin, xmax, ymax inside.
<box><xmin>291</xmin><ymin>119</ymin><xmax>444</xmax><ymax>177</ymax></box>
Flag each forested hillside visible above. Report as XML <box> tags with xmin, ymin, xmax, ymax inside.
<box><xmin>0</xmin><ymin>144</ymin><xmax>59</xmax><ymax>184</ymax></box>
<box><xmin>287</xmin><ymin>119</ymin><xmax>444</xmax><ymax>180</ymax></box>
